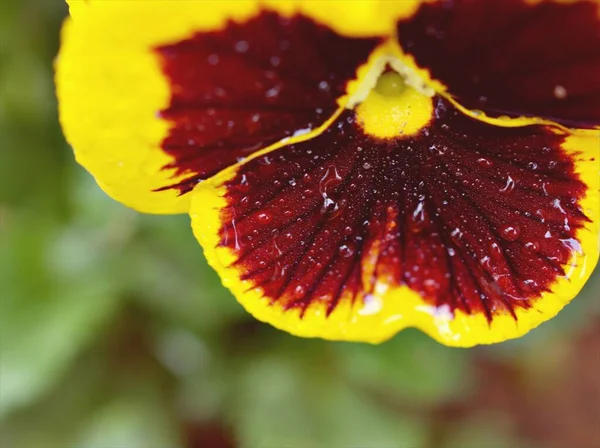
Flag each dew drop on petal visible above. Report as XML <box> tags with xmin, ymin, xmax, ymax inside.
<box><xmin>477</xmin><ymin>157</ymin><xmax>493</xmax><ymax>168</ymax></box>
<box><xmin>293</xmin><ymin>285</ymin><xmax>306</xmax><ymax>299</ymax></box>
<box><xmin>359</xmin><ymin>294</ymin><xmax>383</xmax><ymax>315</ymax></box>
<box><xmin>423</xmin><ymin>278</ymin><xmax>439</xmax><ymax>294</ymax></box>
<box><xmin>265</xmin><ymin>84</ymin><xmax>281</xmax><ymax>99</ymax></box>
<box><xmin>411</xmin><ymin>201</ymin><xmax>426</xmax><ymax>230</ymax></box>
<box><xmin>269</xmin><ymin>56</ymin><xmax>281</xmax><ymax>67</ymax></box>
<box><xmin>293</xmin><ymin>127</ymin><xmax>312</xmax><ymax>137</ymax></box>
<box><xmin>319</xmin><ymin>165</ymin><xmax>342</xmax><ymax>210</ymax></box>
<box><xmin>499</xmin><ymin>175</ymin><xmax>515</xmax><ymax>194</ymax></box>
<box><xmin>257</xmin><ymin>212</ymin><xmax>272</xmax><ymax>224</ymax></box>
<box><xmin>500</xmin><ymin>224</ymin><xmax>520</xmax><ymax>241</ymax></box>
<box><xmin>524</xmin><ymin>241</ymin><xmax>540</xmax><ymax>252</ymax></box>
<box><xmin>536</xmin><ymin>208</ymin><xmax>548</xmax><ymax>222</ymax></box>
<box><xmin>521</xmin><ymin>279</ymin><xmax>539</xmax><ymax>292</ymax></box>
<box><xmin>338</xmin><ymin>243</ymin><xmax>355</xmax><ymax>258</ymax></box>
<box><xmin>235</xmin><ymin>40</ymin><xmax>249</xmax><ymax>53</ymax></box>
<box><xmin>553</xmin><ymin>85</ymin><xmax>567</xmax><ymax>99</ymax></box>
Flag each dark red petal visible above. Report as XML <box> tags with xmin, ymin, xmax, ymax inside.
<box><xmin>155</xmin><ymin>11</ymin><xmax>381</xmax><ymax>194</ymax></box>
<box><xmin>397</xmin><ymin>0</ymin><xmax>600</xmax><ymax>128</ymax></box>
<box><xmin>215</xmin><ymin>97</ymin><xmax>592</xmax><ymax>323</ymax></box>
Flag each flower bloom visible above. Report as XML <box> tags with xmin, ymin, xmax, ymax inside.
<box><xmin>56</xmin><ymin>0</ymin><xmax>599</xmax><ymax>346</ymax></box>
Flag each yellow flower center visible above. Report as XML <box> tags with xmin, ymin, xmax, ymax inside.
<box><xmin>356</xmin><ymin>70</ymin><xmax>434</xmax><ymax>139</ymax></box>
<box><xmin>374</xmin><ymin>71</ymin><xmax>407</xmax><ymax>96</ymax></box>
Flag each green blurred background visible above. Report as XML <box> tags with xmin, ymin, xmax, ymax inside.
<box><xmin>1</xmin><ymin>1</ymin><xmax>599</xmax><ymax>447</ymax></box>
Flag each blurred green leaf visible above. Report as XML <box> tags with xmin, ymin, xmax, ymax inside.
<box><xmin>127</xmin><ymin>213</ymin><xmax>245</xmax><ymax>334</ymax></box>
<box><xmin>334</xmin><ymin>329</ymin><xmax>473</xmax><ymax>406</ymax></box>
<box><xmin>0</xmin><ymin>206</ymin><xmax>125</xmax><ymax>418</ymax></box>
<box><xmin>0</xmin><ymin>281</ymin><xmax>120</xmax><ymax>418</ymax></box>
<box><xmin>231</xmin><ymin>351</ymin><xmax>427</xmax><ymax>448</ymax></box>
<box><xmin>74</xmin><ymin>392</ymin><xmax>182</xmax><ymax>448</ymax></box>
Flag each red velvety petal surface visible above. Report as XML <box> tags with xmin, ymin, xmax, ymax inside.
<box><xmin>215</xmin><ymin>97</ymin><xmax>590</xmax><ymax>321</ymax></box>
<box><xmin>155</xmin><ymin>11</ymin><xmax>381</xmax><ymax>194</ymax></box>
<box><xmin>397</xmin><ymin>0</ymin><xmax>600</xmax><ymax>128</ymax></box>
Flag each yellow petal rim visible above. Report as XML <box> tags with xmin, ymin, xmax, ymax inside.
<box><xmin>189</xmin><ymin>130</ymin><xmax>599</xmax><ymax>347</ymax></box>
<box><xmin>56</xmin><ymin>0</ymin><xmax>404</xmax><ymax>214</ymax></box>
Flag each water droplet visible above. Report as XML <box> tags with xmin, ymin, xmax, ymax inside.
<box><xmin>359</xmin><ymin>294</ymin><xmax>383</xmax><ymax>315</ymax></box>
<box><xmin>319</xmin><ymin>165</ymin><xmax>342</xmax><ymax>210</ymax></box>
<box><xmin>527</xmin><ymin>161</ymin><xmax>538</xmax><ymax>171</ymax></box>
<box><xmin>362</xmin><ymin>162</ymin><xmax>372</xmax><ymax>170</ymax></box>
<box><xmin>293</xmin><ymin>127</ymin><xmax>312</xmax><ymax>137</ymax></box>
<box><xmin>489</xmin><ymin>242</ymin><xmax>503</xmax><ymax>258</ymax></box>
<box><xmin>257</xmin><ymin>212</ymin><xmax>272</xmax><ymax>224</ymax></box>
<box><xmin>535</xmin><ymin>208</ymin><xmax>548</xmax><ymax>223</ymax></box>
<box><xmin>450</xmin><ymin>228</ymin><xmax>463</xmax><ymax>240</ymax></box>
<box><xmin>265</xmin><ymin>84</ymin><xmax>281</xmax><ymax>98</ymax></box>
<box><xmin>423</xmin><ymin>278</ymin><xmax>439</xmax><ymax>294</ymax></box>
<box><xmin>234</xmin><ymin>40</ymin><xmax>249</xmax><ymax>53</ymax></box>
<box><xmin>553</xmin><ymin>85</ymin><xmax>567</xmax><ymax>99</ymax></box>
<box><xmin>338</xmin><ymin>243</ymin><xmax>355</xmax><ymax>258</ymax></box>
<box><xmin>207</xmin><ymin>54</ymin><xmax>219</xmax><ymax>65</ymax></box>
<box><xmin>560</xmin><ymin>237</ymin><xmax>583</xmax><ymax>255</ymax></box>
<box><xmin>500</xmin><ymin>225</ymin><xmax>520</xmax><ymax>241</ymax></box>
<box><xmin>411</xmin><ymin>201</ymin><xmax>426</xmax><ymax>229</ymax></box>
<box><xmin>269</xmin><ymin>56</ymin><xmax>281</xmax><ymax>67</ymax></box>
<box><xmin>225</xmin><ymin>219</ymin><xmax>240</xmax><ymax>251</ymax></box>
<box><xmin>477</xmin><ymin>157</ymin><xmax>493</xmax><ymax>168</ymax></box>
<box><xmin>521</xmin><ymin>279</ymin><xmax>538</xmax><ymax>292</ymax></box>
<box><xmin>292</xmin><ymin>285</ymin><xmax>306</xmax><ymax>299</ymax></box>
<box><xmin>499</xmin><ymin>175</ymin><xmax>515</xmax><ymax>194</ymax></box>
<box><xmin>479</xmin><ymin>255</ymin><xmax>493</xmax><ymax>271</ymax></box>
<box><xmin>524</xmin><ymin>241</ymin><xmax>540</xmax><ymax>252</ymax></box>
<box><xmin>318</xmin><ymin>80</ymin><xmax>330</xmax><ymax>91</ymax></box>
<box><xmin>429</xmin><ymin>144</ymin><xmax>447</xmax><ymax>156</ymax></box>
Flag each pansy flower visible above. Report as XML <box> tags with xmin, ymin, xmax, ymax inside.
<box><xmin>56</xmin><ymin>0</ymin><xmax>599</xmax><ymax>346</ymax></box>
